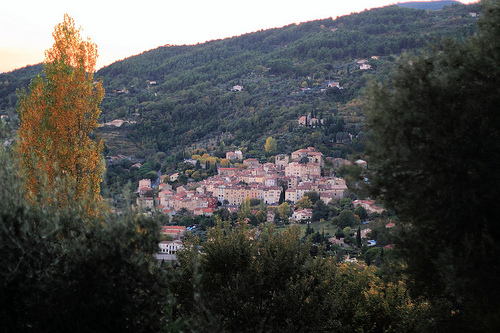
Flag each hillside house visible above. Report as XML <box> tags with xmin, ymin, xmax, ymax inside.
<box><xmin>353</xmin><ymin>199</ymin><xmax>385</xmax><ymax>214</ymax></box>
<box><xmin>161</xmin><ymin>226</ymin><xmax>186</xmax><ymax>240</ymax></box>
<box><xmin>103</xmin><ymin>119</ymin><xmax>125</xmax><ymax>127</ymax></box>
<box><xmin>355</xmin><ymin>159</ymin><xmax>367</xmax><ymax>168</ymax></box>
<box><xmin>292</xmin><ymin>209</ymin><xmax>313</xmax><ymax>222</ymax></box>
<box><xmin>298</xmin><ymin>116</ymin><xmax>307</xmax><ymax>126</ymax></box>
<box><xmin>291</xmin><ymin>147</ymin><xmax>323</xmax><ymax>167</ymax></box>
<box><xmin>231</xmin><ymin>85</ymin><xmax>243</xmax><ymax>91</ymax></box>
<box><xmin>298</xmin><ymin>115</ymin><xmax>324</xmax><ymax>127</ymax></box>
<box><xmin>159</xmin><ymin>240</ymin><xmax>183</xmax><ymax>254</ymax></box>
<box><xmin>193</xmin><ymin>207</ymin><xmax>215</xmax><ymax>216</ymax></box>
<box><xmin>226</xmin><ymin>150</ymin><xmax>243</xmax><ymax>161</ymax></box>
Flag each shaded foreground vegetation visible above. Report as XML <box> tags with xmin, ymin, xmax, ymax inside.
<box><xmin>0</xmin><ymin>150</ymin><xmax>429</xmax><ymax>332</ymax></box>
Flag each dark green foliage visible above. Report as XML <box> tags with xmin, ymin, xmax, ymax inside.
<box><xmin>175</xmin><ymin>221</ymin><xmax>428</xmax><ymax>332</ymax></box>
<box><xmin>0</xmin><ymin>152</ymin><xmax>177</xmax><ymax>332</ymax></box>
<box><xmin>366</xmin><ymin>0</ymin><xmax>500</xmax><ymax>330</ymax></box>
<box><xmin>311</xmin><ymin>198</ymin><xmax>329</xmax><ymax>221</ymax></box>
<box><xmin>354</xmin><ymin>205</ymin><xmax>368</xmax><ymax>221</ymax></box>
<box><xmin>332</xmin><ymin>209</ymin><xmax>360</xmax><ymax>229</ymax></box>
<box><xmin>303</xmin><ymin>191</ymin><xmax>319</xmax><ymax>204</ymax></box>
<box><xmin>356</xmin><ymin>226</ymin><xmax>362</xmax><ymax>248</ymax></box>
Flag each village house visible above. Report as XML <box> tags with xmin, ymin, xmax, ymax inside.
<box><xmin>218</xmin><ymin>167</ymin><xmax>240</xmax><ymax>176</ymax></box>
<box><xmin>161</xmin><ymin>226</ymin><xmax>186</xmax><ymax>240</ymax></box>
<box><xmin>226</xmin><ymin>150</ymin><xmax>243</xmax><ymax>161</ymax></box>
<box><xmin>136</xmin><ymin>180</ymin><xmax>151</xmax><ymax>194</ymax></box>
<box><xmin>292</xmin><ymin>209</ymin><xmax>313</xmax><ymax>222</ymax></box>
<box><xmin>291</xmin><ymin>147</ymin><xmax>323</xmax><ymax>166</ymax></box>
<box><xmin>353</xmin><ymin>199</ymin><xmax>385</xmax><ymax>214</ymax></box>
<box><xmin>243</xmin><ymin>158</ymin><xmax>260</xmax><ymax>168</ymax></box>
<box><xmin>285</xmin><ymin>184</ymin><xmax>312</xmax><ymax>203</ymax></box>
<box><xmin>231</xmin><ymin>85</ymin><xmax>244</xmax><ymax>91</ymax></box>
<box><xmin>357</xmin><ymin>228</ymin><xmax>372</xmax><ymax>239</ymax></box>
<box><xmin>264</xmin><ymin>175</ymin><xmax>279</xmax><ymax>187</ymax></box>
<box><xmin>284</xmin><ymin>176</ymin><xmax>301</xmax><ymax>188</ymax></box>
<box><xmin>327</xmin><ymin>81</ymin><xmax>341</xmax><ymax>89</ymax></box>
<box><xmin>298</xmin><ymin>116</ymin><xmax>308</xmax><ymax>126</ymax></box>
<box><xmin>158</xmin><ymin>240</ymin><xmax>183</xmax><ymax>254</ymax></box>
<box><xmin>298</xmin><ymin>115</ymin><xmax>324</xmax><ymax>127</ymax></box>
<box><xmin>262</xmin><ymin>186</ymin><xmax>282</xmax><ymax>205</ymax></box>
<box><xmin>137</xmin><ymin>178</ymin><xmax>152</xmax><ymax>193</ymax></box>
<box><xmin>193</xmin><ymin>207</ymin><xmax>215</xmax><ymax>216</ymax></box>
<box><xmin>103</xmin><ymin>119</ymin><xmax>125</xmax><ymax>127</ymax></box>
<box><xmin>158</xmin><ymin>183</ymin><xmax>173</xmax><ymax>191</ymax></box>
<box><xmin>285</xmin><ymin>162</ymin><xmax>321</xmax><ymax>180</ymax></box>
<box><xmin>274</xmin><ymin>154</ymin><xmax>290</xmax><ymax>170</ymax></box>
<box><xmin>137</xmin><ymin>197</ymin><xmax>154</xmax><ymax>210</ymax></box>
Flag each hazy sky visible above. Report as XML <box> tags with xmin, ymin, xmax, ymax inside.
<box><xmin>0</xmin><ymin>0</ymin><xmax>478</xmax><ymax>73</ymax></box>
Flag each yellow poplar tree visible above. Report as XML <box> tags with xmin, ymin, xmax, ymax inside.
<box><xmin>17</xmin><ymin>14</ymin><xmax>104</xmax><ymax>211</ymax></box>
<box><xmin>264</xmin><ymin>136</ymin><xmax>277</xmax><ymax>155</ymax></box>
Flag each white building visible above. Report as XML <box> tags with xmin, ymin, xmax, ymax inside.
<box><xmin>159</xmin><ymin>240</ymin><xmax>184</xmax><ymax>254</ymax></box>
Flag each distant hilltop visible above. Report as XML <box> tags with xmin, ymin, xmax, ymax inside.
<box><xmin>397</xmin><ymin>1</ymin><xmax>463</xmax><ymax>10</ymax></box>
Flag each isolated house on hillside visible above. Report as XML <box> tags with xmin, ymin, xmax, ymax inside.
<box><xmin>226</xmin><ymin>150</ymin><xmax>243</xmax><ymax>161</ymax></box>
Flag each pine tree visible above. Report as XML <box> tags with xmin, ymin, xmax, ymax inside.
<box><xmin>356</xmin><ymin>226</ymin><xmax>362</xmax><ymax>248</ymax></box>
<box><xmin>17</xmin><ymin>14</ymin><xmax>104</xmax><ymax>212</ymax></box>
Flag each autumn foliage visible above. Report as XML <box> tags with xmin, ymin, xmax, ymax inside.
<box><xmin>17</xmin><ymin>14</ymin><xmax>104</xmax><ymax>210</ymax></box>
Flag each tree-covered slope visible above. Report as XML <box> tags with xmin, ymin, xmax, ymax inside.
<box><xmin>1</xmin><ymin>3</ymin><xmax>481</xmax><ymax>159</ymax></box>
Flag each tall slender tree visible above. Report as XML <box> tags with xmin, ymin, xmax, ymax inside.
<box><xmin>17</xmin><ymin>14</ymin><xmax>104</xmax><ymax>211</ymax></box>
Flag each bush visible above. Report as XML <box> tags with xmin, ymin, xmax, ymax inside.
<box><xmin>0</xmin><ymin>152</ymin><xmax>178</xmax><ymax>332</ymax></box>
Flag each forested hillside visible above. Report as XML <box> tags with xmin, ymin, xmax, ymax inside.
<box><xmin>0</xmin><ymin>2</ymin><xmax>481</xmax><ymax>161</ymax></box>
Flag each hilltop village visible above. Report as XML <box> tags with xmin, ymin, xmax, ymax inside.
<box><xmin>136</xmin><ymin>147</ymin><xmax>349</xmax><ymax>224</ymax></box>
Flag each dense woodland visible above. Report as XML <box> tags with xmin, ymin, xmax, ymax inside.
<box><xmin>1</xmin><ymin>2</ymin><xmax>480</xmax><ymax>162</ymax></box>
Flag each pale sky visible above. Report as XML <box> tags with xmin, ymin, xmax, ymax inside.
<box><xmin>0</xmin><ymin>0</ymin><xmax>478</xmax><ymax>73</ymax></box>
